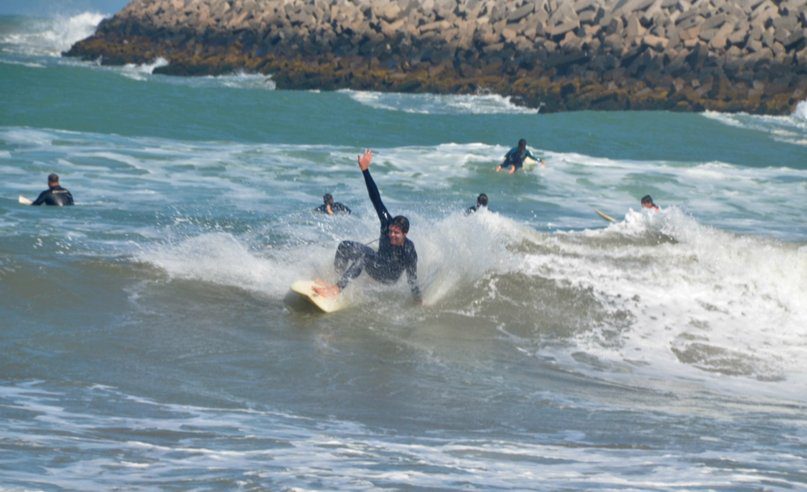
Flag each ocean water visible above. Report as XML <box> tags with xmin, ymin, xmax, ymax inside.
<box><xmin>2</xmin><ymin>13</ymin><xmax>806</xmax><ymax>490</ymax></box>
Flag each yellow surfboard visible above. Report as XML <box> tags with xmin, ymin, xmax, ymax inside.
<box><xmin>290</xmin><ymin>280</ymin><xmax>348</xmax><ymax>313</ymax></box>
<box><xmin>594</xmin><ymin>209</ymin><xmax>617</xmax><ymax>223</ymax></box>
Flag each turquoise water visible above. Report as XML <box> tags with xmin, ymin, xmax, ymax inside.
<box><xmin>2</xmin><ymin>13</ymin><xmax>807</xmax><ymax>490</ymax></box>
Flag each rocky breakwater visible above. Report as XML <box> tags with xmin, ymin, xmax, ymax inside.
<box><xmin>66</xmin><ymin>0</ymin><xmax>806</xmax><ymax>113</ymax></box>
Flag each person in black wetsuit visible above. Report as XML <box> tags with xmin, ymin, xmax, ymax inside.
<box><xmin>313</xmin><ymin>149</ymin><xmax>421</xmax><ymax>303</ymax></box>
<box><xmin>314</xmin><ymin>193</ymin><xmax>351</xmax><ymax>215</ymax></box>
<box><xmin>30</xmin><ymin>173</ymin><xmax>74</xmax><ymax>206</ymax></box>
<box><xmin>466</xmin><ymin>193</ymin><xmax>488</xmax><ymax>214</ymax></box>
<box><xmin>495</xmin><ymin>138</ymin><xmax>543</xmax><ymax>174</ymax></box>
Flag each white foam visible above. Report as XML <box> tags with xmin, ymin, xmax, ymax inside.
<box><xmin>341</xmin><ymin>89</ymin><xmax>539</xmax><ymax>115</ymax></box>
<box><xmin>518</xmin><ymin>210</ymin><xmax>807</xmax><ymax>399</ymax></box>
<box><xmin>0</xmin><ymin>12</ymin><xmax>105</xmax><ymax>57</ymax></box>
<box><xmin>121</xmin><ymin>57</ymin><xmax>169</xmax><ymax>81</ymax></box>
<box><xmin>793</xmin><ymin>99</ymin><xmax>807</xmax><ymax>121</ymax></box>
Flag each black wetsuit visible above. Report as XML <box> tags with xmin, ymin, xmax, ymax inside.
<box><xmin>334</xmin><ymin>169</ymin><xmax>420</xmax><ymax>301</ymax></box>
<box><xmin>31</xmin><ymin>186</ymin><xmax>73</xmax><ymax>206</ymax></box>
<box><xmin>501</xmin><ymin>146</ymin><xmax>539</xmax><ymax>171</ymax></box>
<box><xmin>315</xmin><ymin>202</ymin><xmax>351</xmax><ymax>215</ymax></box>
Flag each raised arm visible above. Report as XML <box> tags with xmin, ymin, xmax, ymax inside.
<box><xmin>358</xmin><ymin>149</ymin><xmax>391</xmax><ymax>225</ymax></box>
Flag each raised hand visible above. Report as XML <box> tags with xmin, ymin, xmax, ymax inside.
<box><xmin>357</xmin><ymin>148</ymin><xmax>373</xmax><ymax>171</ymax></box>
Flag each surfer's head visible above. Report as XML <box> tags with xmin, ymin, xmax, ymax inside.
<box><xmin>48</xmin><ymin>173</ymin><xmax>59</xmax><ymax>188</ymax></box>
<box><xmin>323</xmin><ymin>193</ymin><xmax>334</xmax><ymax>205</ymax></box>
<box><xmin>477</xmin><ymin>193</ymin><xmax>488</xmax><ymax>207</ymax></box>
<box><xmin>641</xmin><ymin>195</ymin><xmax>654</xmax><ymax>207</ymax></box>
<box><xmin>517</xmin><ymin>138</ymin><xmax>527</xmax><ymax>150</ymax></box>
<box><xmin>388</xmin><ymin>215</ymin><xmax>409</xmax><ymax>246</ymax></box>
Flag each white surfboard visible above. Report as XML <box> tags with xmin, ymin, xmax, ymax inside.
<box><xmin>522</xmin><ymin>156</ymin><xmax>544</xmax><ymax>170</ymax></box>
<box><xmin>290</xmin><ymin>280</ymin><xmax>348</xmax><ymax>313</ymax></box>
<box><xmin>18</xmin><ymin>195</ymin><xmax>32</xmax><ymax>205</ymax></box>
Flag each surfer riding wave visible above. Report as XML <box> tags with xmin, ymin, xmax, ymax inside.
<box><xmin>313</xmin><ymin>149</ymin><xmax>422</xmax><ymax>303</ymax></box>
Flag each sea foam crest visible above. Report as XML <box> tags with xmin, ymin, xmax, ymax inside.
<box><xmin>793</xmin><ymin>99</ymin><xmax>807</xmax><ymax>121</ymax></box>
<box><xmin>341</xmin><ymin>89</ymin><xmax>540</xmax><ymax>115</ymax></box>
<box><xmin>0</xmin><ymin>12</ymin><xmax>105</xmax><ymax>57</ymax></box>
<box><xmin>122</xmin><ymin>57</ymin><xmax>170</xmax><ymax>80</ymax></box>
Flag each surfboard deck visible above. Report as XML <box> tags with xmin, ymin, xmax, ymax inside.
<box><xmin>523</xmin><ymin>157</ymin><xmax>541</xmax><ymax>170</ymax></box>
<box><xmin>290</xmin><ymin>280</ymin><xmax>348</xmax><ymax>313</ymax></box>
<box><xmin>594</xmin><ymin>209</ymin><xmax>617</xmax><ymax>223</ymax></box>
<box><xmin>18</xmin><ymin>195</ymin><xmax>32</xmax><ymax>205</ymax></box>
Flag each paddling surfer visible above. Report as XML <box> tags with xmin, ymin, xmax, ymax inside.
<box><xmin>495</xmin><ymin>138</ymin><xmax>543</xmax><ymax>174</ymax></box>
<box><xmin>29</xmin><ymin>173</ymin><xmax>74</xmax><ymax>206</ymax></box>
<box><xmin>313</xmin><ymin>149</ymin><xmax>421</xmax><ymax>303</ymax></box>
<box><xmin>315</xmin><ymin>193</ymin><xmax>351</xmax><ymax>215</ymax></box>
<box><xmin>466</xmin><ymin>193</ymin><xmax>488</xmax><ymax>214</ymax></box>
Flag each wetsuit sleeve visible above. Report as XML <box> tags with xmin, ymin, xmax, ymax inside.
<box><xmin>30</xmin><ymin>190</ymin><xmax>49</xmax><ymax>206</ymax></box>
<box><xmin>406</xmin><ymin>246</ymin><xmax>422</xmax><ymax>302</ymax></box>
<box><xmin>64</xmin><ymin>190</ymin><xmax>74</xmax><ymax>206</ymax></box>
<box><xmin>362</xmin><ymin>169</ymin><xmax>391</xmax><ymax>227</ymax></box>
<box><xmin>526</xmin><ymin>149</ymin><xmax>538</xmax><ymax>160</ymax></box>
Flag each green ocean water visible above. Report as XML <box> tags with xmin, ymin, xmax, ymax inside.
<box><xmin>1</xmin><ymin>13</ymin><xmax>806</xmax><ymax>490</ymax></box>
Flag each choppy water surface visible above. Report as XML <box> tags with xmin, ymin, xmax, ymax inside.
<box><xmin>1</xmin><ymin>12</ymin><xmax>806</xmax><ymax>490</ymax></box>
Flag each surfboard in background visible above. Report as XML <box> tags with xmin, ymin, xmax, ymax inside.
<box><xmin>290</xmin><ymin>280</ymin><xmax>348</xmax><ymax>313</ymax></box>
<box><xmin>594</xmin><ymin>209</ymin><xmax>617</xmax><ymax>223</ymax></box>
<box><xmin>18</xmin><ymin>195</ymin><xmax>32</xmax><ymax>205</ymax></box>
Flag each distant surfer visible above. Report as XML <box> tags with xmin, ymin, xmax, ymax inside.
<box><xmin>313</xmin><ymin>149</ymin><xmax>421</xmax><ymax>303</ymax></box>
<box><xmin>495</xmin><ymin>138</ymin><xmax>543</xmax><ymax>174</ymax></box>
<box><xmin>28</xmin><ymin>173</ymin><xmax>74</xmax><ymax>206</ymax></box>
<box><xmin>315</xmin><ymin>193</ymin><xmax>351</xmax><ymax>215</ymax></box>
<box><xmin>466</xmin><ymin>193</ymin><xmax>488</xmax><ymax>214</ymax></box>
<box><xmin>641</xmin><ymin>195</ymin><xmax>660</xmax><ymax>212</ymax></box>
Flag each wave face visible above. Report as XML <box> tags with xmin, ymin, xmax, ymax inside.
<box><xmin>2</xmin><ymin>14</ymin><xmax>807</xmax><ymax>490</ymax></box>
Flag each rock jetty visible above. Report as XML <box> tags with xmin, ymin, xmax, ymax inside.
<box><xmin>66</xmin><ymin>0</ymin><xmax>806</xmax><ymax>113</ymax></box>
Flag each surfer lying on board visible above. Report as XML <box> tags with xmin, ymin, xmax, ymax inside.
<box><xmin>315</xmin><ymin>193</ymin><xmax>351</xmax><ymax>215</ymax></box>
<box><xmin>641</xmin><ymin>195</ymin><xmax>660</xmax><ymax>212</ymax></box>
<box><xmin>29</xmin><ymin>173</ymin><xmax>74</xmax><ymax>206</ymax></box>
<box><xmin>495</xmin><ymin>138</ymin><xmax>543</xmax><ymax>174</ymax></box>
<box><xmin>313</xmin><ymin>149</ymin><xmax>422</xmax><ymax>303</ymax></box>
<box><xmin>465</xmin><ymin>193</ymin><xmax>488</xmax><ymax>214</ymax></box>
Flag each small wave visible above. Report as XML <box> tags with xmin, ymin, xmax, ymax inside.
<box><xmin>121</xmin><ymin>57</ymin><xmax>170</xmax><ymax>81</ymax></box>
<box><xmin>341</xmin><ymin>89</ymin><xmax>539</xmax><ymax>115</ymax></box>
<box><xmin>0</xmin><ymin>58</ymin><xmax>45</xmax><ymax>68</ymax></box>
<box><xmin>702</xmin><ymin>102</ymin><xmax>807</xmax><ymax>147</ymax></box>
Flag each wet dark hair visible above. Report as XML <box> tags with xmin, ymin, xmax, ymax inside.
<box><xmin>323</xmin><ymin>193</ymin><xmax>333</xmax><ymax>205</ymax></box>
<box><xmin>477</xmin><ymin>193</ymin><xmax>488</xmax><ymax>206</ymax></box>
<box><xmin>641</xmin><ymin>195</ymin><xmax>654</xmax><ymax>205</ymax></box>
<box><xmin>48</xmin><ymin>173</ymin><xmax>59</xmax><ymax>183</ymax></box>
<box><xmin>390</xmin><ymin>215</ymin><xmax>409</xmax><ymax>233</ymax></box>
<box><xmin>517</xmin><ymin>138</ymin><xmax>527</xmax><ymax>147</ymax></box>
